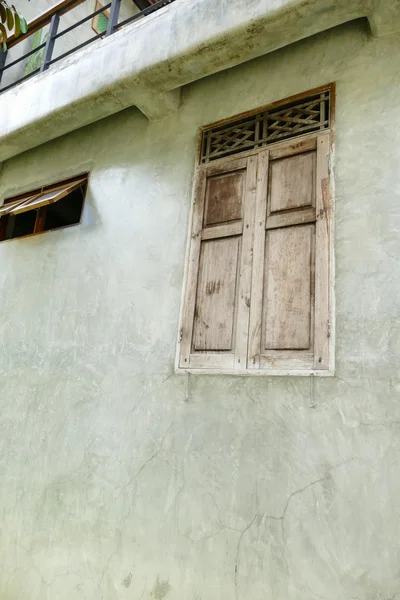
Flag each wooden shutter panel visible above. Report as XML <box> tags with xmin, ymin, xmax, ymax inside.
<box><xmin>192</xmin><ymin>236</ymin><xmax>240</xmax><ymax>351</ymax></box>
<box><xmin>248</xmin><ymin>134</ymin><xmax>332</xmax><ymax>372</ymax></box>
<box><xmin>263</xmin><ymin>224</ymin><xmax>314</xmax><ymax>351</ymax></box>
<box><xmin>179</xmin><ymin>155</ymin><xmax>257</xmax><ymax>370</ymax></box>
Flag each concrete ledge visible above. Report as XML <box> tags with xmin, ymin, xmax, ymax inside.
<box><xmin>0</xmin><ymin>0</ymin><xmax>399</xmax><ymax>162</ymax></box>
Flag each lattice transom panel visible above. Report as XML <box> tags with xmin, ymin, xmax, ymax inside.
<box><xmin>200</xmin><ymin>89</ymin><xmax>331</xmax><ymax>163</ymax></box>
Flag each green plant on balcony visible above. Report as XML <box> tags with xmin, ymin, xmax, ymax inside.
<box><xmin>24</xmin><ymin>29</ymin><xmax>49</xmax><ymax>75</ymax></box>
<box><xmin>0</xmin><ymin>1</ymin><xmax>27</xmax><ymax>50</ymax></box>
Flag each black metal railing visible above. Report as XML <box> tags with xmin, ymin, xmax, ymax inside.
<box><xmin>0</xmin><ymin>0</ymin><xmax>176</xmax><ymax>94</ymax></box>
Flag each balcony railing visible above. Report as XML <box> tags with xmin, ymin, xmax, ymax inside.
<box><xmin>0</xmin><ymin>0</ymin><xmax>175</xmax><ymax>94</ymax></box>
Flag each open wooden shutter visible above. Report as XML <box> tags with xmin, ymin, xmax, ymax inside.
<box><xmin>179</xmin><ymin>155</ymin><xmax>257</xmax><ymax>370</ymax></box>
<box><xmin>0</xmin><ymin>179</ymin><xmax>86</xmax><ymax>218</ymax></box>
<box><xmin>10</xmin><ymin>179</ymin><xmax>86</xmax><ymax>215</ymax></box>
<box><xmin>0</xmin><ymin>197</ymin><xmax>31</xmax><ymax>216</ymax></box>
<box><xmin>248</xmin><ymin>133</ymin><xmax>332</xmax><ymax>372</ymax></box>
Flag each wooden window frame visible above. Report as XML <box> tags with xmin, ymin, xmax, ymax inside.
<box><xmin>176</xmin><ymin>84</ymin><xmax>335</xmax><ymax>377</ymax></box>
<box><xmin>0</xmin><ymin>174</ymin><xmax>88</xmax><ymax>243</ymax></box>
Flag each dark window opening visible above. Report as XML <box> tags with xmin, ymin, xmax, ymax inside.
<box><xmin>10</xmin><ymin>211</ymin><xmax>37</xmax><ymax>239</ymax></box>
<box><xmin>44</xmin><ymin>188</ymin><xmax>84</xmax><ymax>231</ymax></box>
<box><xmin>0</xmin><ymin>175</ymin><xmax>88</xmax><ymax>243</ymax></box>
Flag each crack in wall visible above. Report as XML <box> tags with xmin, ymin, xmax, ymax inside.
<box><xmin>125</xmin><ymin>424</ymin><xmax>172</xmax><ymax>489</ymax></box>
<box><xmin>232</xmin><ymin>457</ymin><xmax>360</xmax><ymax>600</ymax></box>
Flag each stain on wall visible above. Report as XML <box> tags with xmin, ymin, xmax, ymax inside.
<box><xmin>121</xmin><ymin>572</ymin><xmax>132</xmax><ymax>588</ymax></box>
<box><xmin>151</xmin><ymin>576</ymin><xmax>172</xmax><ymax>599</ymax></box>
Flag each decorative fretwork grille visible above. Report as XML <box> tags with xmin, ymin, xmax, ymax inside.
<box><xmin>200</xmin><ymin>90</ymin><xmax>331</xmax><ymax>163</ymax></box>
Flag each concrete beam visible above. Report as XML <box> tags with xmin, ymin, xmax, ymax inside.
<box><xmin>121</xmin><ymin>88</ymin><xmax>181</xmax><ymax>122</ymax></box>
<box><xmin>369</xmin><ymin>0</ymin><xmax>400</xmax><ymax>38</ymax></box>
<box><xmin>0</xmin><ymin>0</ymin><xmax>399</xmax><ymax>162</ymax></box>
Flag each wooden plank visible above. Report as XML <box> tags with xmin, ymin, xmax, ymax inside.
<box><xmin>313</xmin><ymin>134</ymin><xmax>331</xmax><ymax>369</ymax></box>
<box><xmin>33</xmin><ymin>207</ymin><xmax>47</xmax><ymax>233</ymax></box>
<box><xmin>259</xmin><ymin>352</ymin><xmax>314</xmax><ymax>371</ymax></box>
<box><xmin>199</xmin><ymin>156</ymin><xmax>248</xmax><ymax>176</ymax></box>
<box><xmin>179</xmin><ymin>170</ymin><xmax>207</xmax><ymax>367</ymax></box>
<box><xmin>234</xmin><ymin>155</ymin><xmax>257</xmax><ymax>369</ymax></box>
<box><xmin>263</xmin><ymin>224</ymin><xmax>314</xmax><ymax>350</ymax></box>
<box><xmin>204</xmin><ymin>170</ymin><xmax>244</xmax><ymax>226</ymax></box>
<box><xmin>201</xmin><ymin>221</ymin><xmax>242</xmax><ymax>240</ymax></box>
<box><xmin>269</xmin><ymin>152</ymin><xmax>315</xmax><ymax>213</ymax></box>
<box><xmin>268</xmin><ymin>136</ymin><xmax>317</xmax><ymax>160</ymax></box>
<box><xmin>310</xmin><ymin>221</ymin><xmax>316</xmax><ymax>351</ymax></box>
<box><xmin>266</xmin><ymin>207</ymin><xmax>315</xmax><ymax>229</ymax></box>
<box><xmin>247</xmin><ymin>150</ymin><xmax>269</xmax><ymax>369</ymax></box>
<box><xmin>180</xmin><ymin>367</ymin><xmax>332</xmax><ymax>376</ymax></box>
<box><xmin>192</xmin><ymin>236</ymin><xmax>240</xmax><ymax>351</ymax></box>
<box><xmin>0</xmin><ymin>216</ymin><xmax>7</xmax><ymax>241</ymax></box>
<box><xmin>189</xmin><ymin>353</ymin><xmax>235</xmax><ymax>370</ymax></box>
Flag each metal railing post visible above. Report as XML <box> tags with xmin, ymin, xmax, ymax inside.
<box><xmin>106</xmin><ymin>0</ymin><xmax>121</xmax><ymax>36</ymax></box>
<box><xmin>40</xmin><ymin>13</ymin><xmax>60</xmax><ymax>72</ymax></box>
<box><xmin>0</xmin><ymin>49</ymin><xmax>7</xmax><ymax>86</ymax></box>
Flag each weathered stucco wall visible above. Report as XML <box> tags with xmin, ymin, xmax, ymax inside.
<box><xmin>0</xmin><ymin>20</ymin><xmax>400</xmax><ymax>600</ymax></box>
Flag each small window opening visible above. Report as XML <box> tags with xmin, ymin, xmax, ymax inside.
<box><xmin>0</xmin><ymin>174</ymin><xmax>88</xmax><ymax>243</ymax></box>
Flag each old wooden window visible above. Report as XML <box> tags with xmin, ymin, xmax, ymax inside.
<box><xmin>0</xmin><ymin>175</ymin><xmax>88</xmax><ymax>243</ymax></box>
<box><xmin>177</xmin><ymin>85</ymin><xmax>334</xmax><ymax>375</ymax></box>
